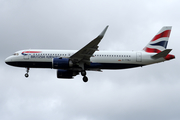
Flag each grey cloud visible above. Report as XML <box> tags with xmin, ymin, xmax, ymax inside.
<box><xmin>1</xmin><ymin>0</ymin><xmax>180</xmax><ymax>120</ymax></box>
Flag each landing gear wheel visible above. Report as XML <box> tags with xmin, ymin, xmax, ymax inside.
<box><xmin>83</xmin><ymin>76</ymin><xmax>88</xmax><ymax>82</ymax></box>
<box><xmin>25</xmin><ymin>67</ymin><xmax>30</xmax><ymax>78</ymax></box>
<box><xmin>81</xmin><ymin>70</ymin><xmax>86</xmax><ymax>76</ymax></box>
<box><xmin>25</xmin><ymin>73</ymin><xmax>29</xmax><ymax>78</ymax></box>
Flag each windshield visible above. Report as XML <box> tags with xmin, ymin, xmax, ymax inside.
<box><xmin>13</xmin><ymin>53</ymin><xmax>19</xmax><ymax>56</ymax></box>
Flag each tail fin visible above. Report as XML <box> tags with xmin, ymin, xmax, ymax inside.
<box><xmin>143</xmin><ymin>26</ymin><xmax>172</xmax><ymax>53</ymax></box>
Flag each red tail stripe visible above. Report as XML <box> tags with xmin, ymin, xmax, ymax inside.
<box><xmin>143</xmin><ymin>47</ymin><xmax>161</xmax><ymax>53</ymax></box>
<box><xmin>151</xmin><ymin>30</ymin><xmax>171</xmax><ymax>42</ymax></box>
<box><xmin>164</xmin><ymin>54</ymin><xmax>175</xmax><ymax>60</ymax></box>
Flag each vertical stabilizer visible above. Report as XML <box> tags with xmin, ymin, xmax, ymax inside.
<box><xmin>143</xmin><ymin>26</ymin><xmax>172</xmax><ymax>53</ymax></box>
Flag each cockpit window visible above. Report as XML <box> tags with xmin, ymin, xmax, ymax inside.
<box><xmin>13</xmin><ymin>53</ymin><xmax>19</xmax><ymax>56</ymax></box>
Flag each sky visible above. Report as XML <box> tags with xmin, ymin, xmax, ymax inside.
<box><xmin>0</xmin><ymin>0</ymin><xmax>180</xmax><ymax>120</ymax></box>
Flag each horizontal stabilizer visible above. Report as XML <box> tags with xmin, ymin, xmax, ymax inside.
<box><xmin>151</xmin><ymin>49</ymin><xmax>172</xmax><ymax>59</ymax></box>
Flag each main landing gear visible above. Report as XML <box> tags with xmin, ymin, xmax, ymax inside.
<box><xmin>25</xmin><ymin>67</ymin><xmax>29</xmax><ymax>78</ymax></box>
<box><xmin>81</xmin><ymin>70</ymin><xmax>88</xmax><ymax>82</ymax></box>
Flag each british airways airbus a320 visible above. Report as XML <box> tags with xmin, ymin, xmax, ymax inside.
<box><xmin>5</xmin><ymin>26</ymin><xmax>175</xmax><ymax>82</ymax></box>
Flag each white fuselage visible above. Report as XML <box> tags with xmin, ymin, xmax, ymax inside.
<box><xmin>5</xmin><ymin>49</ymin><xmax>166</xmax><ymax>70</ymax></box>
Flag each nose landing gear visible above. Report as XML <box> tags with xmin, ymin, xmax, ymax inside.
<box><xmin>25</xmin><ymin>67</ymin><xmax>29</xmax><ymax>78</ymax></box>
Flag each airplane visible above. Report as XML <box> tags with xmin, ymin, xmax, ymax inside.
<box><xmin>5</xmin><ymin>26</ymin><xmax>175</xmax><ymax>82</ymax></box>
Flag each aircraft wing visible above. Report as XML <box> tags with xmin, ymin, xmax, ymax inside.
<box><xmin>70</xmin><ymin>26</ymin><xmax>108</xmax><ymax>65</ymax></box>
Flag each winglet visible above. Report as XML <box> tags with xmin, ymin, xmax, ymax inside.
<box><xmin>98</xmin><ymin>25</ymin><xmax>109</xmax><ymax>38</ymax></box>
<box><xmin>151</xmin><ymin>49</ymin><xmax>172</xmax><ymax>59</ymax></box>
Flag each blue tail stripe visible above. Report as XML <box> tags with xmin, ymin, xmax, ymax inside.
<box><xmin>150</xmin><ymin>41</ymin><xmax>168</xmax><ymax>48</ymax></box>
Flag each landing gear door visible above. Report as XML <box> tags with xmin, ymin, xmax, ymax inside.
<box><xmin>136</xmin><ymin>52</ymin><xmax>142</xmax><ymax>62</ymax></box>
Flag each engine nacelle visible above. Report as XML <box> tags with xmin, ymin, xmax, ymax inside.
<box><xmin>57</xmin><ymin>69</ymin><xmax>77</xmax><ymax>79</ymax></box>
<box><xmin>52</xmin><ymin>58</ymin><xmax>73</xmax><ymax>69</ymax></box>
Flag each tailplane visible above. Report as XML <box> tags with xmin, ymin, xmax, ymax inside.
<box><xmin>143</xmin><ymin>26</ymin><xmax>172</xmax><ymax>53</ymax></box>
<box><xmin>151</xmin><ymin>49</ymin><xmax>172</xmax><ymax>59</ymax></box>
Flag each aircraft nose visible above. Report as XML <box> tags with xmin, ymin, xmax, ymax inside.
<box><xmin>5</xmin><ymin>56</ymin><xmax>12</xmax><ymax>65</ymax></box>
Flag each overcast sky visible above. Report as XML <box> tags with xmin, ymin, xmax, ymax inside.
<box><xmin>1</xmin><ymin>0</ymin><xmax>180</xmax><ymax>120</ymax></box>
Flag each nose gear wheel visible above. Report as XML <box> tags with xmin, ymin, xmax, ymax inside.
<box><xmin>25</xmin><ymin>67</ymin><xmax>30</xmax><ymax>78</ymax></box>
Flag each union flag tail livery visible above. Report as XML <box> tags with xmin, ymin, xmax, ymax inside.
<box><xmin>5</xmin><ymin>26</ymin><xmax>175</xmax><ymax>82</ymax></box>
<box><xmin>143</xmin><ymin>26</ymin><xmax>175</xmax><ymax>60</ymax></box>
<box><xmin>143</xmin><ymin>26</ymin><xmax>171</xmax><ymax>53</ymax></box>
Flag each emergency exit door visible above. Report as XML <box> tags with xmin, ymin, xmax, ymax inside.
<box><xmin>136</xmin><ymin>52</ymin><xmax>142</xmax><ymax>62</ymax></box>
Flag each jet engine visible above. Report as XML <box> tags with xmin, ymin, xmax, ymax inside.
<box><xmin>52</xmin><ymin>58</ymin><xmax>73</xmax><ymax>69</ymax></box>
<box><xmin>57</xmin><ymin>69</ymin><xmax>78</xmax><ymax>79</ymax></box>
